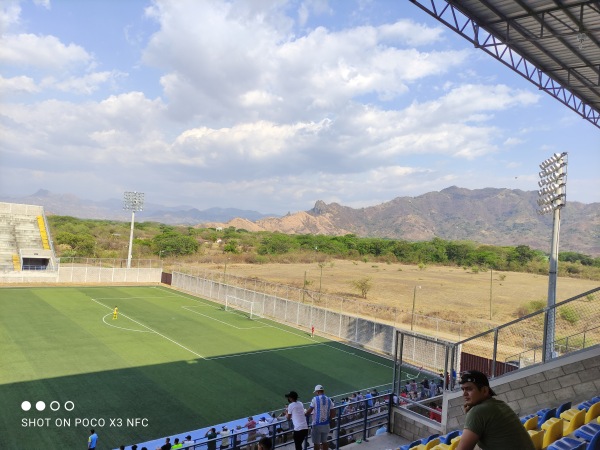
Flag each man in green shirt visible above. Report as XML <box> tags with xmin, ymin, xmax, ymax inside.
<box><xmin>456</xmin><ymin>370</ymin><xmax>535</xmax><ymax>450</ymax></box>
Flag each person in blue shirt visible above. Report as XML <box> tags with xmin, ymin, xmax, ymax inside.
<box><xmin>88</xmin><ymin>429</ymin><xmax>98</xmax><ymax>449</ymax></box>
<box><xmin>305</xmin><ymin>385</ymin><xmax>336</xmax><ymax>450</ymax></box>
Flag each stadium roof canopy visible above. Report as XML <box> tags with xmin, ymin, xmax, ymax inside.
<box><xmin>410</xmin><ymin>0</ymin><xmax>600</xmax><ymax>129</ymax></box>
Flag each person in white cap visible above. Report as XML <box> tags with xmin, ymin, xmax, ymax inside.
<box><xmin>305</xmin><ymin>385</ymin><xmax>335</xmax><ymax>450</ymax></box>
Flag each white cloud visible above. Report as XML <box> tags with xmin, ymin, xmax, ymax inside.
<box><xmin>43</xmin><ymin>71</ymin><xmax>125</xmax><ymax>95</ymax></box>
<box><xmin>0</xmin><ymin>0</ymin><xmax>21</xmax><ymax>31</ymax></box>
<box><xmin>141</xmin><ymin>2</ymin><xmax>470</xmax><ymax>125</ymax></box>
<box><xmin>0</xmin><ymin>33</ymin><xmax>92</xmax><ymax>70</ymax></box>
<box><xmin>0</xmin><ymin>75</ymin><xmax>39</xmax><ymax>94</ymax></box>
<box><xmin>377</xmin><ymin>19</ymin><xmax>444</xmax><ymax>46</ymax></box>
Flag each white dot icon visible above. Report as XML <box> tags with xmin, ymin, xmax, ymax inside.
<box><xmin>21</xmin><ymin>401</ymin><xmax>31</xmax><ymax>411</ymax></box>
<box><xmin>36</xmin><ymin>401</ymin><xmax>46</xmax><ymax>411</ymax></box>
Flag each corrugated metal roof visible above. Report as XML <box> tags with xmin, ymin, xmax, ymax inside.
<box><xmin>411</xmin><ymin>0</ymin><xmax>600</xmax><ymax>128</ymax></box>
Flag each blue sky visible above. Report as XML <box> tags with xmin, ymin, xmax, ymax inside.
<box><xmin>1</xmin><ymin>0</ymin><xmax>598</xmax><ymax>214</ymax></box>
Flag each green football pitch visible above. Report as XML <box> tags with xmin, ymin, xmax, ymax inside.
<box><xmin>0</xmin><ymin>285</ymin><xmax>398</xmax><ymax>449</ymax></box>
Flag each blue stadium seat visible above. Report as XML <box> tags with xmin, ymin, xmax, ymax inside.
<box><xmin>421</xmin><ymin>434</ymin><xmax>440</xmax><ymax>444</ymax></box>
<box><xmin>547</xmin><ymin>437</ymin><xmax>587</xmax><ymax>450</ymax></box>
<box><xmin>557</xmin><ymin>402</ymin><xmax>573</xmax><ymax>418</ymax></box>
<box><xmin>439</xmin><ymin>430</ymin><xmax>461</xmax><ymax>444</ymax></box>
<box><xmin>577</xmin><ymin>397</ymin><xmax>600</xmax><ymax>411</ymax></box>
<box><xmin>541</xmin><ymin>408</ymin><xmax>559</xmax><ymax>426</ymax></box>
<box><xmin>400</xmin><ymin>439</ymin><xmax>422</xmax><ymax>450</ymax></box>
<box><xmin>574</xmin><ymin>423</ymin><xmax>600</xmax><ymax>442</ymax></box>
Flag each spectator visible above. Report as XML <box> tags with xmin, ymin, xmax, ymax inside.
<box><xmin>156</xmin><ymin>437</ymin><xmax>172</xmax><ymax>450</ymax></box>
<box><xmin>455</xmin><ymin>371</ymin><xmax>535</xmax><ymax>450</ymax></box>
<box><xmin>243</xmin><ymin>416</ymin><xmax>257</xmax><ymax>443</ymax></box>
<box><xmin>364</xmin><ymin>391</ymin><xmax>373</xmax><ymax>409</ymax></box>
<box><xmin>171</xmin><ymin>438</ymin><xmax>183</xmax><ymax>449</ymax></box>
<box><xmin>429</xmin><ymin>379</ymin><xmax>438</xmax><ymax>398</ymax></box>
<box><xmin>219</xmin><ymin>426</ymin><xmax>231</xmax><ymax>449</ymax></box>
<box><xmin>88</xmin><ymin>429</ymin><xmax>98</xmax><ymax>450</ymax></box>
<box><xmin>257</xmin><ymin>417</ymin><xmax>270</xmax><ymax>437</ymax></box>
<box><xmin>409</xmin><ymin>380</ymin><xmax>417</xmax><ymax>393</ymax></box>
<box><xmin>205</xmin><ymin>428</ymin><xmax>218</xmax><ymax>450</ymax></box>
<box><xmin>285</xmin><ymin>390</ymin><xmax>309</xmax><ymax>450</ymax></box>
<box><xmin>182</xmin><ymin>436</ymin><xmax>193</xmax><ymax>445</ymax></box>
<box><xmin>258</xmin><ymin>436</ymin><xmax>272</xmax><ymax>450</ymax></box>
<box><xmin>132</xmin><ymin>446</ymin><xmax>138</xmax><ymax>450</ymax></box>
<box><xmin>305</xmin><ymin>384</ymin><xmax>336</xmax><ymax>450</ymax></box>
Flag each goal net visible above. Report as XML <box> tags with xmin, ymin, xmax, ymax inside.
<box><xmin>225</xmin><ymin>295</ymin><xmax>264</xmax><ymax>319</ymax></box>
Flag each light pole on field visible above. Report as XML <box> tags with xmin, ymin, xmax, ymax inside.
<box><xmin>537</xmin><ymin>152</ymin><xmax>568</xmax><ymax>362</ymax></box>
<box><xmin>123</xmin><ymin>191</ymin><xmax>144</xmax><ymax>269</ymax></box>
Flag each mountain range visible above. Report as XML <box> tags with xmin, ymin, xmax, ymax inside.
<box><xmin>2</xmin><ymin>187</ymin><xmax>599</xmax><ymax>256</ymax></box>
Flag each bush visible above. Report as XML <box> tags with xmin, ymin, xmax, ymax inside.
<box><xmin>516</xmin><ymin>300</ymin><xmax>546</xmax><ymax>318</ymax></box>
<box><xmin>559</xmin><ymin>306</ymin><xmax>579</xmax><ymax>325</ymax></box>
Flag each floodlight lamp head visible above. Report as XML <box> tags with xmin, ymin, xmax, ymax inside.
<box><xmin>123</xmin><ymin>191</ymin><xmax>145</xmax><ymax>212</ymax></box>
<box><xmin>538</xmin><ymin>205</ymin><xmax>554</xmax><ymax>215</ymax></box>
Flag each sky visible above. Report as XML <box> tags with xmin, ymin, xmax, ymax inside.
<box><xmin>1</xmin><ymin>0</ymin><xmax>599</xmax><ymax>215</ymax></box>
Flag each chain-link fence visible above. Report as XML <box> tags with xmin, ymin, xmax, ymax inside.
<box><xmin>174</xmin><ymin>267</ymin><xmax>463</xmax><ymax>341</ymax></box>
<box><xmin>172</xmin><ymin>270</ymin><xmax>398</xmax><ymax>357</ymax></box>
<box><xmin>457</xmin><ymin>286</ymin><xmax>600</xmax><ymax>375</ymax></box>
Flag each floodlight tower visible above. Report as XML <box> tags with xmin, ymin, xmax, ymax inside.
<box><xmin>537</xmin><ymin>153</ymin><xmax>567</xmax><ymax>361</ymax></box>
<box><xmin>123</xmin><ymin>191</ymin><xmax>144</xmax><ymax>269</ymax></box>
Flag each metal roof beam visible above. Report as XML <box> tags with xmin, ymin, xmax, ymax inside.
<box><xmin>409</xmin><ymin>0</ymin><xmax>600</xmax><ymax>128</ymax></box>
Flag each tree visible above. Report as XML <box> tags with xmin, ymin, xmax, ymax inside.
<box><xmin>223</xmin><ymin>240</ymin><xmax>239</xmax><ymax>254</ymax></box>
<box><xmin>257</xmin><ymin>233</ymin><xmax>297</xmax><ymax>255</ymax></box>
<box><xmin>351</xmin><ymin>277</ymin><xmax>373</xmax><ymax>299</ymax></box>
<box><xmin>152</xmin><ymin>231</ymin><xmax>198</xmax><ymax>256</ymax></box>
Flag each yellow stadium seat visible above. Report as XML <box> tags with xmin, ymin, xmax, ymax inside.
<box><xmin>430</xmin><ymin>436</ymin><xmax>460</xmax><ymax>450</ymax></box>
<box><xmin>524</xmin><ymin>415</ymin><xmax>539</xmax><ymax>431</ymax></box>
<box><xmin>414</xmin><ymin>438</ymin><xmax>440</xmax><ymax>450</ymax></box>
<box><xmin>542</xmin><ymin>418</ymin><xmax>563</xmax><ymax>448</ymax></box>
<box><xmin>585</xmin><ymin>402</ymin><xmax>600</xmax><ymax>424</ymax></box>
<box><xmin>561</xmin><ymin>409</ymin><xmax>585</xmax><ymax>435</ymax></box>
<box><xmin>527</xmin><ymin>429</ymin><xmax>543</xmax><ymax>450</ymax></box>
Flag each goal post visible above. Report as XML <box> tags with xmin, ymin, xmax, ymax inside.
<box><xmin>225</xmin><ymin>295</ymin><xmax>264</xmax><ymax>319</ymax></box>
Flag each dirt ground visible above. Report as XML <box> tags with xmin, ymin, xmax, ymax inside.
<box><xmin>168</xmin><ymin>258</ymin><xmax>598</xmax><ymax>328</ymax></box>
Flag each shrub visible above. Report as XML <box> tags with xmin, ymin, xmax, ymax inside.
<box><xmin>559</xmin><ymin>306</ymin><xmax>579</xmax><ymax>325</ymax></box>
<box><xmin>516</xmin><ymin>300</ymin><xmax>546</xmax><ymax>318</ymax></box>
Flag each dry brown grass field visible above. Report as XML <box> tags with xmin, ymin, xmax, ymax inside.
<box><xmin>168</xmin><ymin>258</ymin><xmax>598</xmax><ymax>333</ymax></box>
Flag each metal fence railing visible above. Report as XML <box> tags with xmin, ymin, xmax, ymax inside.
<box><xmin>142</xmin><ymin>393</ymin><xmax>393</xmax><ymax>450</ymax></box>
<box><xmin>456</xmin><ymin>286</ymin><xmax>600</xmax><ymax>375</ymax></box>
<box><xmin>392</xmin><ymin>286</ymin><xmax>600</xmax><ymax>409</ymax></box>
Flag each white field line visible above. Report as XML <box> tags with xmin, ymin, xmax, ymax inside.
<box><xmin>101</xmin><ymin>313</ymin><xmax>152</xmax><ymax>333</ymax></box>
<box><xmin>206</xmin><ymin>343</ymin><xmax>326</xmax><ymax>360</ymax></box>
<box><xmin>181</xmin><ymin>305</ymin><xmax>270</xmax><ymax>330</ymax></box>
<box><xmin>91</xmin><ymin>297</ymin><xmax>206</xmax><ymax>360</ymax></box>
<box><xmin>95</xmin><ymin>290</ymin><xmax>391</xmax><ymax>369</ymax></box>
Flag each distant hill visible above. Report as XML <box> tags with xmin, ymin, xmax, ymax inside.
<box><xmin>0</xmin><ymin>189</ymin><xmax>276</xmax><ymax>224</ymax></box>
<box><xmin>204</xmin><ymin>186</ymin><xmax>600</xmax><ymax>256</ymax></box>
<box><xmin>3</xmin><ymin>187</ymin><xmax>598</xmax><ymax>256</ymax></box>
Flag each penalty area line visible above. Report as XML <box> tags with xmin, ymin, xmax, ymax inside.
<box><xmin>90</xmin><ymin>297</ymin><xmax>206</xmax><ymax>360</ymax></box>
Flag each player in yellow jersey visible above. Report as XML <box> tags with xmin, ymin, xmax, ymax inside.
<box><xmin>112</xmin><ymin>306</ymin><xmax>118</xmax><ymax>320</ymax></box>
